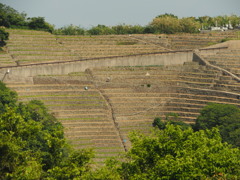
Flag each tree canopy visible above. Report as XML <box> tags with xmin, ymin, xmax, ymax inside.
<box><xmin>150</xmin><ymin>15</ymin><xmax>201</xmax><ymax>34</ymax></box>
<box><xmin>28</xmin><ymin>17</ymin><xmax>54</xmax><ymax>33</ymax></box>
<box><xmin>0</xmin><ymin>81</ymin><xmax>94</xmax><ymax>179</ymax></box>
<box><xmin>0</xmin><ymin>3</ymin><xmax>27</xmax><ymax>28</ymax></box>
<box><xmin>54</xmin><ymin>24</ymin><xmax>85</xmax><ymax>35</ymax></box>
<box><xmin>0</xmin><ymin>28</ymin><xmax>9</xmax><ymax>48</ymax></box>
<box><xmin>0</xmin><ymin>3</ymin><xmax>53</xmax><ymax>32</ymax></box>
<box><xmin>90</xmin><ymin>124</ymin><xmax>240</xmax><ymax>179</ymax></box>
<box><xmin>194</xmin><ymin>103</ymin><xmax>240</xmax><ymax>147</ymax></box>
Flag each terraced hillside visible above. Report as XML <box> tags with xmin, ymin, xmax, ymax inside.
<box><xmin>2</xmin><ymin>29</ymin><xmax>239</xmax><ymax>66</ymax></box>
<box><xmin>56</xmin><ymin>35</ymin><xmax>167</xmax><ymax>58</ymax></box>
<box><xmin>7</xmin><ymin>74</ymin><xmax>125</xmax><ymax>164</ymax></box>
<box><xmin>3</xmin><ymin>29</ymin><xmax>167</xmax><ymax>66</ymax></box>
<box><xmin>0</xmin><ymin>51</ymin><xmax>15</xmax><ymax>67</ymax></box>
<box><xmin>90</xmin><ymin>62</ymin><xmax>240</xmax><ymax>149</ymax></box>
<box><xmin>6</xmin><ymin>29</ymin><xmax>79</xmax><ymax>65</ymax></box>
<box><xmin>2</xmin><ymin>29</ymin><xmax>240</xmax><ymax>162</ymax></box>
<box><xmin>201</xmin><ymin>48</ymin><xmax>240</xmax><ymax>77</ymax></box>
<box><xmin>131</xmin><ymin>31</ymin><xmax>240</xmax><ymax>50</ymax></box>
<box><xmin>6</xmin><ymin>54</ymin><xmax>240</xmax><ymax>160</ymax></box>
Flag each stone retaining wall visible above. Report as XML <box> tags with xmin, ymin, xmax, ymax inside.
<box><xmin>1</xmin><ymin>51</ymin><xmax>193</xmax><ymax>83</ymax></box>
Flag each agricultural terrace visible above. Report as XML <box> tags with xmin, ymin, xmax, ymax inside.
<box><xmin>3</xmin><ymin>29</ymin><xmax>168</xmax><ymax>66</ymax></box>
<box><xmin>1</xmin><ymin>29</ymin><xmax>239</xmax><ymax>66</ymax></box>
<box><xmin>1</xmin><ymin>29</ymin><xmax>240</xmax><ymax>163</ymax></box>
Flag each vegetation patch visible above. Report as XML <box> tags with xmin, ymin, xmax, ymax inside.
<box><xmin>0</xmin><ymin>81</ymin><xmax>94</xmax><ymax>179</ymax></box>
<box><xmin>46</xmin><ymin>103</ymin><xmax>103</xmax><ymax>107</ymax></box>
<box><xmin>116</xmin><ymin>41</ymin><xmax>137</xmax><ymax>45</ymax></box>
<box><xmin>90</xmin><ymin>124</ymin><xmax>240</xmax><ymax>179</ymax></box>
<box><xmin>68</xmin><ymin>72</ymin><xmax>87</xmax><ymax>76</ymax></box>
<box><xmin>43</xmin><ymin>99</ymin><xmax>104</xmax><ymax>102</ymax></box>
<box><xmin>194</xmin><ymin>103</ymin><xmax>240</xmax><ymax>147</ymax></box>
<box><xmin>19</xmin><ymin>94</ymin><xmax>99</xmax><ymax>98</ymax></box>
<box><xmin>0</xmin><ymin>28</ymin><xmax>9</xmax><ymax>52</ymax></box>
<box><xmin>220</xmin><ymin>37</ymin><xmax>240</xmax><ymax>43</ymax></box>
<box><xmin>59</xmin><ymin>117</ymin><xmax>102</xmax><ymax>121</ymax></box>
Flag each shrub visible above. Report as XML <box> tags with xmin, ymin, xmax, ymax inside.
<box><xmin>87</xmin><ymin>24</ymin><xmax>114</xmax><ymax>35</ymax></box>
<box><xmin>54</xmin><ymin>25</ymin><xmax>85</xmax><ymax>35</ymax></box>
<box><xmin>0</xmin><ymin>3</ymin><xmax>27</xmax><ymax>28</ymax></box>
<box><xmin>0</xmin><ymin>28</ymin><xmax>9</xmax><ymax>48</ymax></box>
<box><xmin>194</xmin><ymin>103</ymin><xmax>240</xmax><ymax>147</ymax></box>
<box><xmin>28</xmin><ymin>17</ymin><xmax>54</xmax><ymax>33</ymax></box>
<box><xmin>116</xmin><ymin>41</ymin><xmax>137</xmax><ymax>45</ymax></box>
<box><xmin>0</xmin><ymin>81</ymin><xmax>94</xmax><ymax>179</ymax></box>
<box><xmin>93</xmin><ymin>124</ymin><xmax>240</xmax><ymax>179</ymax></box>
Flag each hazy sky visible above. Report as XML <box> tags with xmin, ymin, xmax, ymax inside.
<box><xmin>1</xmin><ymin>0</ymin><xmax>239</xmax><ymax>28</ymax></box>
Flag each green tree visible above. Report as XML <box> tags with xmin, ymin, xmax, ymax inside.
<box><xmin>197</xmin><ymin>16</ymin><xmax>214</xmax><ymax>29</ymax></box>
<box><xmin>112</xmin><ymin>24</ymin><xmax>144</xmax><ymax>34</ymax></box>
<box><xmin>180</xmin><ymin>17</ymin><xmax>201</xmax><ymax>33</ymax></box>
<box><xmin>0</xmin><ymin>82</ymin><xmax>17</xmax><ymax>113</ymax></box>
<box><xmin>0</xmin><ymin>3</ymin><xmax>27</xmax><ymax>28</ymax></box>
<box><xmin>0</xmin><ymin>27</ymin><xmax>9</xmax><ymax>51</ymax></box>
<box><xmin>228</xmin><ymin>15</ymin><xmax>240</xmax><ymax>28</ymax></box>
<box><xmin>54</xmin><ymin>24</ymin><xmax>85</xmax><ymax>35</ymax></box>
<box><xmin>47</xmin><ymin>149</ymin><xmax>94</xmax><ymax>179</ymax></box>
<box><xmin>213</xmin><ymin>15</ymin><xmax>229</xmax><ymax>27</ymax></box>
<box><xmin>0</xmin><ymin>107</ymin><xmax>43</xmax><ymax>179</ymax></box>
<box><xmin>194</xmin><ymin>103</ymin><xmax>240</xmax><ymax>147</ymax></box>
<box><xmin>84</xmin><ymin>158</ymin><xmax>122</xmax><ymax>180</ymax></box>
<box><xmin>28</xmin><ymin>17</ymin><xmax>54</xmax><ymax>33</ymax></box>
<box><xmin>152</xmin><ymin>117</ymin><xmax>165</xmax><ymax>129</ymax></box>
<box><xmin>0</xmin><ymin>28</ymin><xmax>9</xmax><ymax>42</ymax></box>
<box><xmin>197</xmin><ymin>15</ymin><xmax>240</xmax><ymax>29</ymax></box>
<box><xmin>0</xmin><ymin>81</ymin><xmax>94</xmax><ymax>179</ymax></box>
<box><xmin>104</xmin><ymin>124</ymin><xmax>240</xmax><ymax>179</ymax></box>
<box><xmin>150</xmin><ymin>15</ymin><xmax>181</xmax><ymax>34</ymax></box>
<box><xmin>153</xmin><ymin>116</ymin><xmax>190</xmax><ymax>130</ymax></box>
<box><xmin>143</xmin><ymin>25</ymin><xmax>155</xmax><ymax>33</ymax></box>
<box><xmin>17</xmin><ymin>100</ymin><xmax>67</xmax><ymax>171</ymax></box>
<box><xmin>87</xmin><ymin>24</ymin><xmax>114</xmax><ymax>35</ymax></box>
<box><xmin>156</xmin><ymin>13</ymin><xmax>178</xmax><ymax>19</ymax></box>
<box><xmin>127</xmin><ymin>25</ymin><xmax>145</xmax><ymax>34</ymax></box>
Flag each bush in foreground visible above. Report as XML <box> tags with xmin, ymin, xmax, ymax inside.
<box><xmin>90</xmin><ymin>124</ymin><xmax>240</xmax><ymax>179</ymax></box>
<box><xmin>0</xmin><ymin>82</ymin><xmax>93</xmax><ymax>179</ymax></box>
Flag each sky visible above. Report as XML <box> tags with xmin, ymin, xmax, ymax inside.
<box><xmin>1</xmin><ymin>0</ymin><xmax>239</xmax><ymax>28</ymax></box>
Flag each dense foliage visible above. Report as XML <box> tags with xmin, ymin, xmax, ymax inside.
<box><xmin>54</xmin><ymin>24</ymin><xmax>85</xmax><ymax>35</ymax></box>
<box><xmin>28</xmin><ymin>17</ymin><xmax>54</xmax><ymax>33</ymax></box>
<box><xmin>0</xmin><ymin>3</ymin><xmax>53</xmax><ymax>32</ymax></box>
<box><xmin>153</xmin><ymin>117</ymin><xmax>190</xmax><ymax>130</ymax></box>
<box><xmin>0</xmin><ymin>3</ymin><xmax>27</xmax><ymax>28</ymax></box>
<box><xmin>0</xmin><ymin>82</ymin><xmax>17</xmax><ymax>112</ymax></box>
<box><xmin>90</xmin><ymin>124</ymin><xmax>240</xmax><ymax>179</ymax></box>
<box><xmin>150</xmin><ymin>14</ymin><xmax>240</xmax><ymax>34</ymax></box>
<box><xmin>153</xmin><ymin>103</ymin><xmax>240</xmax><ymax>148</ymax></box>
<box><xmin>0</xmin><ymin>28</ymin><xmax>9</xmax><ymax>48</ymax></box>
<box><xmin>0</xmin><ymin>28</ymin><xmax>8</xmax><ymax>41</ymax></box>
<box><xmin>0</xmin><ymin>82</ymin><xmax>94</xmax><ymax>179</ymax></box>
<box><xmin>194</xmin><ymin>103</ymin><xmax>240</xmax><ymax>147</ymax></box>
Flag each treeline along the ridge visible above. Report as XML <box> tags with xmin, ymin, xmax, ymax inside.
<box><xmin>1</xmin><ymin>3</ymin><xmax>240</xmax><ymax>35</ymax></box>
